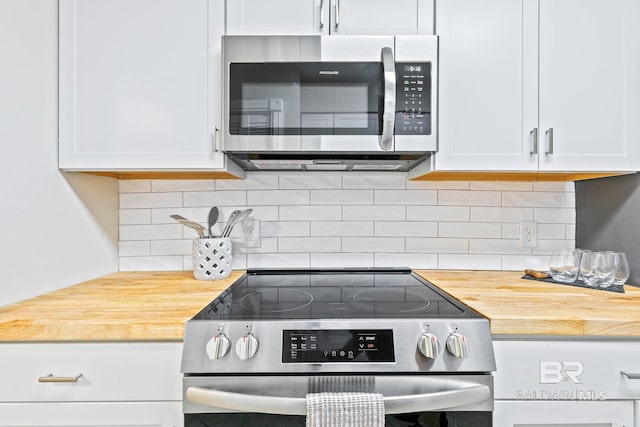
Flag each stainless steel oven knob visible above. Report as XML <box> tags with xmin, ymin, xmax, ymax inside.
<box><xmin>446</xmin><ymin>332</ymin><xmax>469</xmax><ymax>358</ymax></box>
<box><xmin>235</xmin><ymin>334</ymin><xmax>259</xmax><ymax>360</ymax></box>
<box><xmin>417</xmin><ymin>333</ymin><xmax>440</xmax><ymax>359</ymax></box>
<box><xmin>205</xmin><ymin>334</ymin><xmax>231</xmax><ymax>360</ymax></box>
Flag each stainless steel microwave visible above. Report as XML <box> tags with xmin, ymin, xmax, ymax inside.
<box><xmin>221</xmin><ymin>35</ymin><xmax>438</xmax><ymax>172</ymax></box>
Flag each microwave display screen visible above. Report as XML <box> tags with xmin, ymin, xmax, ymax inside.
<box><xmin>228</xmin><ymin>62</ymin><xmax>383</xmax><ymax>136</ymax></box>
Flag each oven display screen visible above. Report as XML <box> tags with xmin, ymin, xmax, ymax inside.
<box><xmin>282</xmin><ymin>330</ymin><xmax>394</xmax><ymax>363</ymax></box>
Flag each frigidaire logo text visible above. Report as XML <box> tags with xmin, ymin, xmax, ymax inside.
<box><xmin>540</xmin><ymin>361</ymin><xmax>584</xmax><ymax>384</ymax></box>
<box><xmin>319</xmin><ymin>70</ymin><xmax>339</xmax><ymax>75</ymax></box>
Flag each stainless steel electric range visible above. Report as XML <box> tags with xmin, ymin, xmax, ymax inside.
<box><xmin>181</xmin><ymin>268</ymin><xmax>496</xmax><ymax>426</ymax></box>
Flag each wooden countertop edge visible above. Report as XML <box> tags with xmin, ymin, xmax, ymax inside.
<box><xmin>2</xmin><ymin>269</ymin><xmax>640</xmax><ymax>341</ymax></box>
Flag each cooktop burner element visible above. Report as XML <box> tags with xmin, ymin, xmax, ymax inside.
<box><xmin>192</xmin><ymin>268</ymin><xmax>471</xmax><ymax>320</ymax></box>
<box><xmin>182</xmin><ymin>268</ymin><xmax>496</xmax><ymax>377</ymax></box>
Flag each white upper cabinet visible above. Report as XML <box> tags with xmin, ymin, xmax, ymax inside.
<box><xmin>59</xmin><ymin>0</ymin><xmax>242</xmax><ymax>174</ymax></box>
<box><xmin>226</xmin><ymin>0</ymin><xmax>434</xmax><ymax>35</ymax></box>
<box><xmin>432</xmin><ymin>0</ymin><xmax>640</xmax><ymax>173</ymax></box>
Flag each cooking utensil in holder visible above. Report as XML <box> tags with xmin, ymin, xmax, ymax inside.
<box><xmin>192</xmin><ymin>237</ymin><xmax>232</xmax><ymax>280</ymax></box>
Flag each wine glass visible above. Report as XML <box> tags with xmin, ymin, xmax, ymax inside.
<box><xmin>549</xmin><ymin>249</ymin><xmax>581</xmax><ymax>283</ymax></box>
<box><xmin>580</xmin><ymin>251</ymin><xmax>615</xmax><ymax>288</ymax></box>
<box><xmin>608</xmin><ymin>251</ymin><xmax>630</xmax><ymax>287</ymax></box>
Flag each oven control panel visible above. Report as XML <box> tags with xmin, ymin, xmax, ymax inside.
<box><xmin>282</xmin><ymin>329</ymin><xmax>395</xmax><ymax>363</ymax></box>
<box><xmin>395</xmin><ymin>62</ymin><xmax>431</xmax><ymax>136</ymax></box>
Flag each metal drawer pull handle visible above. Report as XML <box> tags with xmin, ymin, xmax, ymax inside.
<box><xmin>38</xmin><ymin>373</ymin><xmax>83</xmax><ymax>383</ymax></box>
<box><xmin>186</xmin><ymin>383</ymin><xmax>490</xmax><ymax>415</ymax></box>
<box><xmin>529</xmin><ymin>128</ymin><xmax>538</xmax><ymax>155</ymax></box>
<box><xmin>621</xmin><ymin>371</ymin><xmax>640</xmax><ymax>379</ymax></box>
<box><xmin>545</xmin><ymin>127</ymin><xmax>554</xmax><ymax>155</ymax></box>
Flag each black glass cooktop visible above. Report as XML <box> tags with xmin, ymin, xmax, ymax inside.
<box><xmin>192</xmin><ymin>268</ymin><xmax>481</xmax><ymax>320</ymax></box>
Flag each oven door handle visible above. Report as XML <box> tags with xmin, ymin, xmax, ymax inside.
<box><xmin>380</xmin><ymin>46</ymin><xmax>395</xmax><ymax>152</ymax></box>
<box><xmin>186</xmin><ymin>382</ymin><xmax>490</xmax><ymax>415</ymax></box>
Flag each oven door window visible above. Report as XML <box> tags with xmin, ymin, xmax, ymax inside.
<box><xmin>228</xmin><ymin>62</ymin><xmax>383</xmax><ymax>136</ymax></box>
<box><xmin>185</xmin><ymin>412</ymin><xmax>492</xmax><ymax>426</ymax></box>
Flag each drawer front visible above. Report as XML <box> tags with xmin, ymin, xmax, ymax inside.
<box><xmin>493</xmin><ymin>340</ymin><xmax>640</xmax><ymax>400</ymax></box>
<box><xmin>0</xmin><ymin>342</ymin><xmax>182</xmax><ymax>402</ymax></box>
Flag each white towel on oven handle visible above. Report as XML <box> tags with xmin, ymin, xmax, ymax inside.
<box><xmin>306</xmin><ymin>392</ymin><xmax>385</xmax><ymax>427</ymax></box>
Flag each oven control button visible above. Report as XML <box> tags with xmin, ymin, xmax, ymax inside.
<box><xmin>417</xmin><ymin>333</ymin><xmax>440</xmax><ymax>359</ymax></box>
<box><xmin>235</xmin><ymin>334</ymin><xmax>259</xmax><ymax>360</ymax></box>
<box><xmin>206</xmin><ymin>334</ymin><xmax>231</xmax><ymax>360</ymax></box>
<box><xmin>446</xmin><ymin>332</ymin><xmax>470</xmax><ymax>358</ymax></box>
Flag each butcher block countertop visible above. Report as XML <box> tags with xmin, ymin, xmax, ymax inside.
<box><xmin>1</xmin><ymin>269</ymin><xmax>640</xmax><ymax>341</ymax></box>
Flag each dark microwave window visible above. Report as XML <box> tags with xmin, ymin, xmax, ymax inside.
<box><xmin>228</xmin><ymin>62</ymin><xmax>383</xmax><ymax>136</ymax></box>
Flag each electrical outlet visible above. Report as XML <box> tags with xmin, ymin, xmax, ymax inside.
<box><xmin>519</xmin><ymin>221</ymin><xmax>538</xmax><ymax>248</ymax></box>
<box><xmin>242</xmin><ymin>216</ymin><xmax>261</xmax><ymax>248</ymax></box>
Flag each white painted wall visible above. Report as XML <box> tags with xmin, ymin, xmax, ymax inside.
<box><xmin>0</xmin><ymin>0</ymin><xmax>119</xmax><ymax>306</ymax></box>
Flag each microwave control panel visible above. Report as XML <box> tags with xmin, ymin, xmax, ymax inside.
<box><xmin>395</xmin><ymin>63</ymin><xmax>431</xmax><ymax>136</ymax></box>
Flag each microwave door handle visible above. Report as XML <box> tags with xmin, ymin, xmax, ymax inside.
<box><xmin>186</xmin><ymin>383</ymin><xmax>489</xmax><ymax>415</ymax></box>
<box><xmin>380</xmin><ymin>46</ymin><xmax>395</xmax><ymax>151</ymax></box>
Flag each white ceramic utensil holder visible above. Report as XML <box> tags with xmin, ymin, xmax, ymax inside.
<box><xmin>192</xmin><ymin>237</ymin><xmax>232</xmax><ymax>280</ymax></box>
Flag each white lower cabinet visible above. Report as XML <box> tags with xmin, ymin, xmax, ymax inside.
<box><xmin>493</xmin><ymin>339</ymin><xmax>640</xmax><ymax>426</ymax></box>
<box><xmin>0</xmin><ymin>342</ymin><xmax>183</xmax><ymax>427</ymax></box>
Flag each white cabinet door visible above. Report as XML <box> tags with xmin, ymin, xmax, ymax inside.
<box><xmin>0</xmin><ymin>402</ymin><xmax>182</xmax><ymax>427</ymax></box>
<box><xmin>538</xmin><ymin>0</ymin><xmax>633</xmax><ymax>171</ymax></box>
<box><xmin>331</xmin><ymin>0</ymin><xmax>434</xmax><ymax>35</ymax></box>
<box><xmin>433</xmin><ymin>0</ymin><xmax>640</xmax><ymax>173</ymax></box>
<box><xmin>59</xmin><ymin>0</ymin><xmax>230</xmax><ymax>171</ymax></box>
<box><xmin>226</xmin><ymin>0</ymin><xmax>434</xmax><ymax>35</ymax></box>
<box><xmin>226</xmin><ymin>0</ymin><xmax>329</xmax><ymax>35</ymax></box>
<box><xmin>494</xmin><ymin>400</ymin><xmax>633</xmax><ymax>426</ymax></box>
<box><xmin>434</xmin><ymin>0</ymin><xmax>538</xmax><ymax>171</ymax></box>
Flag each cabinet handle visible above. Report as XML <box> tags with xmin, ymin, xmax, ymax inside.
<box><xmin>529</xmin><ymin>128</ymin><xmax>538</xmax><ymax>155</ymax></box>
<box><xmin>545</xmin><ymin>128</ymin><xmax>554</xmax><ymax>155</ymax></box>
<box><xmin>621</xmin><ymin>371</ymin><xmax>640</xmax><ymax>379</ymax></box>
<box><xmin>212</xmin><ymin>126</ymin><xmax>220</xmax><ymax>153</ymax></box>
<box><xmin>38</xmin><ymin>373</ymin><xmax>83</xmax><ymax>383</ymax></box>
<box><xmin>319</xmin><ymin>0</ymin><xmax>325</xmax><ymax>28</ymax></box>
<box><xmin>334</xmin><ymin>0</ymin><xmax>340</xmax><ymax>30</ymax></box>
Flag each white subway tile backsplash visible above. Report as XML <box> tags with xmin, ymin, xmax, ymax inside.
<box><xmin>343</xmin><ymin>174</ymin><xmax>406</xmax><ymax>189</ymax></box>
<box><xmin>119</xmin><ymin>180</ymin><xmax>151</xmax><ymax>193</ymax></box>
<box><xmin>534</xmin><ymin>208</ymin><xmax>575</xmax><ymax>224</ymax></box>
<box><xmin>248</xmin><ymin>189</ymin><xmax>310</xmax><ymax>206</ymax></box>
<box><xmin>279</xmin><ymin>174</ymin><xmax>342</xmax><ymax>189</ymax></box>
<box><xmin>120</xmin><ymin>224</ymin><xmax>183</xmax><ymax>241</ymax></box>
<box><xmin>375</xmin><ymin>222</ymin><xmax>437</xmax><ymax>237</ymax></box>
<box><xmin>502</xmin><ymin>191</ymin><xmax>566</xmax><ymax>208</ymax></box>
<box><xmin>311</xmin><ymin>253</ymin><xmax>374</xmax><ymax>268</ymax></box>
<box><xmin>311</xmin><ymin>222</ymin><xmax>374</xmax><ymax>237</ymax></box>
<box><xmin>150</xmin><ymin>239</ymin><xmax>192</xmax><ymax>256</ymax></box>
<box><xmin>183</xmin><ymin>191</ymin><xmax>246</xmax><ymax>207</ymax></box>
<box><xmin>151</xmin><ymin>180</ymin><xmax>214</xmax><ymax>192</ymax></box>
<box><xmin>406</xmin><ymin>238</ymin><xmax>468</xmax><ymax>254</ymax></box>
<box><xmin>407</xmin><ymin>206</ymin><xmax>469</xmax><ymax>221</ymax></box>
<box><xmin>247</xmin><ymin>253</ymin><xmax>310</xmax><ymax>268</ymax></box>
<box><xmin>119</xmin><ymin>209</ymin><xmax>151</xmax><ymax>225</ymax></box>
<box><xmin>120</xmin><ymin>192</ymin><xmax>182</xmax><ymax>209</ymax></box>
<box><xmin>311</xmin><ymin>190</ymin><xmax>373</xmax><ymax>205</ymax></box>
<box><xmin>438</xmin><ymin>190</ymin><xmax>501</xmax><ymax>206</ymax></box>
<box><xmin>279</xmin><ymin>237</ymin><xmax>341</xmax><ymax>253</ymax></box>
<box><xmin>343</xmin><ymin>237</ymin><xmax>405</xmax><ymax>253</ymax></box>
<box><xmin>374</xmin><ymin>190</ymin><xmax>437</xmax><ymax>205</ymax></box>
<box><xmin>471</xmin><ymin>207</ymin><xmax>533</xmax><ymax>222</ymax></box>
<box><xmin>118</xmin><ymin>176</ymin><xmax>577</xmax><ymax>272</ymax></box>
<box><xmin>439</xmin><ymin>222</ymin><xmax>502</xmax><ymax>238</ymax></box>
<box><xmin>262</xmin><ymin>222</ymin><xmax>310</xmax><ymax>237</ymax></box>
<box><xmin>119</xmin><ymin>241</ymin><xmax>150</xmax><ymax>257</ymax></box>
<box><xmin>406</xmin><ymin>180</ymin><xmax>469</xmax><ymax>190</ymax></box>
<box><xmin>280</xmin><ymin>206</ymin><xmax>342</xmax><ymax>221</ymax></box>
<box><xmin>438</xmin><ymin>254</ymin><xmax>501</xmax><ymax>270</ymax></box>
<box><xmin>375</xmin><ymin>253</ymin><xmax>438</xmax><ymax>269</ymax></box>
<box><xmin>215</xmin><ymin>174</ymin><xmax>279</xmax><ymax>190</ymax></box>
<box><xmin>343</xmin><ymin>205</ymin><xmax>405</xmax><ymax>221</ymax></box>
